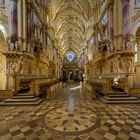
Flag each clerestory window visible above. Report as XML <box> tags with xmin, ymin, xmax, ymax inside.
<box><xmin>65</xmin><ymin>51</ymin><xmax>76</xmax><ymax>62</ymax></box>
<box><xmin>135</xmin><ymin>0</ymin><xmax>140</xmax><ymax>6</ymax></box>
<box><xmin>0</xmin><ymin>0</ymin><xmax>4</xmax><ymax>6</ymax></box>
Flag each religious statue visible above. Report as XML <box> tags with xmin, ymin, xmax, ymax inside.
<box><xmin>112</xmin><ymin>76</ymin><xmax>124</xmax><ymax>92</ymax></box>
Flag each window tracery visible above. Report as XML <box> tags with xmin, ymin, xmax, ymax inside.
<box><xmin>65</xmin><ymin>51</ymin><xmax>76</xmax><ymax>62</ymax></box>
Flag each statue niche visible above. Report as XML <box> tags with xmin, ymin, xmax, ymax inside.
<box><xmin>98</xmin><ymin>39</ymin><xmax>113</xmax><ymax>55</ymax></box>
<box><xmin>18</xmin><ymin>80</ymin><xmax>31</xmax><ymax>94</ymax></box>
<box><xmin>111</xmin><ymin>77</ymin><xmax>124</xmax><ymax>92</ymax></box>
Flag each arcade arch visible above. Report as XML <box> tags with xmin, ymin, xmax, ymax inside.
<box><xmin>0</xmin><ymin>23</ymin><xmax>8</xmax><ymax>90</ymax></box>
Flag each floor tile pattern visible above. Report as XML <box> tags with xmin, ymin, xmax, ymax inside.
<box><xmin>43</xmin><ymin>106</ymin><xmax>100</xmax><ymax>135</ymax></box>
<box><xmin>0</xmin><ymin>82</ymin><xmax>140</xmax><ymax>140</ymax></box>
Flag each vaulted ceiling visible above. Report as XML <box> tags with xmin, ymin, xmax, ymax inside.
<box><xmin>45</xmin><ymin>0</ymin><xmax>98</xmax><ymax>57</ymax></box>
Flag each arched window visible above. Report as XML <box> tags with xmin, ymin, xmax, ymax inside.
<box><xmin>65</xmin><ymin>51</ymin><xmax>76</xmax><ymax>62</ymax></box>
<box><xmin>0</xmin><ymin>24</ymin><xmax>7</xmax><ymax>39</ymax></box>
<box><xmin>134</xmin><ymin>43</ymin><xmax>138</xmax><ymax>63</ymax></box>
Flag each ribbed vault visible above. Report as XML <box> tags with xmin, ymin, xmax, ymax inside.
<box><xmin>45</xmin><ymin>0</ymin><xmax>96</xmax><ymax>57</ymax></box>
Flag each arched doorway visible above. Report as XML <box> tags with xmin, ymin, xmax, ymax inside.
<box><xmin>0</xmin><ymin>24</ymin><xmax>8</xmax><ymax>90</ymax></box>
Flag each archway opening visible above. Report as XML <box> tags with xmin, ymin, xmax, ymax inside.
<box><xmin>62</xmin><ymin>50</ymin><xmax>81</xmax><ymax>81</ymax></box>
<box><xmin>0</xmin><ymin>24</ymin><xmax>8</xmax><ymax>90</ymax></box>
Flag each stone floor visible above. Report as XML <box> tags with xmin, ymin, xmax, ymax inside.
<box><xmin>0</xmin><ymin>82</ymin><xmax>140</xmax><ymax>140</ymax></box>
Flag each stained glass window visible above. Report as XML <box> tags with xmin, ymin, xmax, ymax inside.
<box><xmin>65</xmin><ymin>51</ymin><xmax>76</xmax><ymax>62</ymax></box>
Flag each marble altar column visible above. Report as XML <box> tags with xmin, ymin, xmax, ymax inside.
<box><xmin>27</xmin><ymin>2</ymin><xmax>32</xmax><ymax>44</ymax></box>
<box><xmin>114</xmin><ymin>0</ymin><xmax>123</xmax><ymax>51</ymax></box>
<box><xmin>109</xmin><ymin>4</ymin><xmax>114</xmax><ymax>47</ymax></box>
<box><xmin>17</xmin><ymin>0</ymin><xmax>22</xmax><ymax>51</ymax></box>
<box><xmin>122</xmin><ymin>0</ymin><xmax>130</xmax><ymax>45</ymax></box>
<box><xmin>9</xmin><ymin>0</ymin><xmax>18</xmax><ymax>44</ymax></box>
<box><xmin>23</xmin><ymin>0</ymin><xmax>27</xmax><ymax>51</ymax></box>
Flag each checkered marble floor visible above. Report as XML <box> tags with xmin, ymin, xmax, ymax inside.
<box><xmin>0</xmin><ymin>82</ymin><xmax>140</xmax><ymax>140</ymax></box>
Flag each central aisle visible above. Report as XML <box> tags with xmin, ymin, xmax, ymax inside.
<box><xmin>43</xmin><ymin>82</ymin><xmax>100</xmax><ymax>135</ymax></box>
<box><xmin>0</xmin><ymin>82</ymin><xmax>139</xmax><ymax>140</ymax></box>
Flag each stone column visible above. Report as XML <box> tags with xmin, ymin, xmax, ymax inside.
<box><xmin>9</xmin><ymin>0</ymin><xmax>18</xmax><ymax>43</ymax></box>
<box><xmin>108</xmin><ymin>4</ymin><xmax>114</xmax><ymax>45</ymax></box>
<box><xmin>135</xmin><ymin>39</ymin><xmax>140</xmax><ymax>84</ymax></box>
<box><xmin>114</xmin><ymin>0</ymin><xmax>123</xmax><ymax>51</ymax></box>
<box><xmin>17</xmin><ymin>0</ymin><xmax>22</xmax><ymax>51</ymax></box>
<box><xmin>122</xmin><ymin>0</ymin><xmax>130</xmax><ymax>45</ymax></box>
<box><xmin>136</xmin><ymin>39</ymin><xmax>140</xmax><ymax>62</ymax></box>
<box><xmin>7</xmin><ymin>0</ymin><xmax>18</xmax><ymax>90</ymax></box>
<box><xmin>27</xmin><ymin>2</ymin><xmax>32</xmax><ymax>44</ymax></box>
<box><xmin>129</xmin><ymin>0</ymin><xmax>134</xmax><ymax>38</ymax></box>
<box><xmin>23</xmin><ymin>0</ymin><xmax>27</xmax><ymax>51</ymax></box>
<box><xmin>43</xmin><ymin>26</ymin><xmax>47</xmax><ymax>49</ymax></box>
